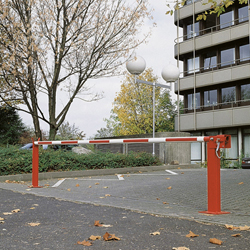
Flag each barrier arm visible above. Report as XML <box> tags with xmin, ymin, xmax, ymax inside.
<box><xmin>199</xmin><ymin>134</ymin><xmax>231</xmax><ymax>214</ymax></box>
<box><xmin>31</xmin><ymin>138</ymin><xmax>42</xmax><ymax>188</ymax></box>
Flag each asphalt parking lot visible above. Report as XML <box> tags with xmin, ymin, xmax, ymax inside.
<box><xmin>1</xmin><ymin>168</ymin><xmax>250</xmax><ymax>226</ymax></box>
<box><xmin>1</xmin><ymin>168</ymin><xmax>250</xmax><ymax>249</ymax></box>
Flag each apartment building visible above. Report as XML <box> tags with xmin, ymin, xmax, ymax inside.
<box><xmin>174</xmin><ymin>0</ymin><xmax>250</xmax><ymax>163</ymax></box>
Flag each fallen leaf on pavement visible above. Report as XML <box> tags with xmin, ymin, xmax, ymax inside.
<box><xmin>89</xmin><ymin>186</ymin><xmax>92</xmax><ymax>188</ymax></box>
<box><xmin>28</xmin><ymin>222</ymin><xmax>40</xmax><ymax>226</ymax></box>
<box><xmin>172</xmin><ymin>247</ymin><xmax>190</xmax><ymax>250</ymax></box>
<box><xmin>11</xmin><ymin>209</ymin><xmax>20</xmax><ymax>213</ymax></box>
<box><xmin>239</xmin><ymin>225</ymin><xmax>250</xmax><ymax>231</ymax></box>
<box><xmin>105</xmin><ymin>194</ymin><xmax>111</xmax><ymax>197</ymax></box>
<box><xmin>77</xmin><ymin>240</ymin><xmax>92</xmax><ymax>246</ymax></box>
<box><xmin>95</xmin><ymin>182</ymin><xmax>100</xmax><ymax>185</ymax></box>
<box><xmin>167</xmin><ymin>186</ymin><xmax>172</xmax><ymax>190</ymax></box>
<box><xmin>67</xmin><ymin>188</ymin><xmax>71</xmax><ymax>191</ymax></box>
<box><xmin>232</xmin><ymin>233</ymin><xmax>241</xmax><ymax>237</ymax></box>
<box><xmin>30</xmin><ymin>207</ymin><xmax>35</xmax><ymax>210</ymax></box>
<box><xmin>103</xmin><ymin>186</ymin><xmax>108</xmax><ymax>189</ymax></box>
<box><xmin>89</xmin><ymin>235</ymin><xmax>101</xmax><ymax>241</ymax></box>
<box><xmin>3</xmin><ymin>212</ymin><xmax>12</xmax><ymax>215</ymax></box>
<box><xmin>163</xmin><ymin>202</ymin><xmax>169</xmax><ymax>204</ymax></box>
<box><xmin>238</xmin><ymin>182</ymin><xmax>244</xmax><ymax>185</ymax></box>
<box><xmin>76</xmin><ymin>184</ymin><xmax>79</xmax><ymax>187</ymax></box>
<box><xmin>166</xmin><ymin>178</ymin><xmax>170</xmax><ymax>180</ymax></box>
<box><xmin>186</xmin><ymin>231</ymin><xmax>199</xmax><ymax>238</ymax></box>
<box><xmin>103</xmin><ymin>232</ymin><xmax>121</xmax><ymax>241</ymax></box>
<box><xmin>209</xmin><ymin>238</ymin><xmax>223</xmax><ymax>245</ymax></box>
<box><xmin>150</xmin><ymin>231</ymin><xmax>160</xmax><ymax>235</ymax></box>
<box><xmin>0</xmin><ymin>217</ymin><xmax>4</xmax><ymax>221</ymax></box>
<box><xmin>94</xmin><ymin>220</ymin><xmax>102</xmax><ymax>227</ymax></box>
<box><xmin>225</xmin><ymin>224</ymin><xmax>234</xmax><ymax>230</ymax></box>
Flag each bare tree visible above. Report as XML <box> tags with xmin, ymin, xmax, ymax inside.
<box><xmin>0</xmin><ymin>0</ymin><xmax>152</xmax><ymax>139</ymax></box>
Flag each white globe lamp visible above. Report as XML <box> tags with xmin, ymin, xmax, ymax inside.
<box><xmin>126</xmin><ymin>54</ymin><xmax>146</xmax><ymax>75</ymax></box>
<box><xmin>161</xmin><ymin>64</ymin><xmax>180</xmax><ymax>82</ymax></box>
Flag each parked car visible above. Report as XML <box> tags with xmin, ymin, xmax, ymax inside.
<box><xmin>241</xmin><ymin>157</ymin><xmax>250</xmax><ymax>169</ymax></box>
<box><xmin>20</xmin><ymin>143</ymin><xmax>48</xmax><ymax>150</ymax></box>
<box><xmin>19</xmin><ymin>143</ymin><xmax>74</xmax><ymax>151</ymax></box>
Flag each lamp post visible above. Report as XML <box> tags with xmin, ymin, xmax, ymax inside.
<box><xmin>126</xmin><ymin>54</ymin><xmax>180</xmax><ymax>156</ymax></box>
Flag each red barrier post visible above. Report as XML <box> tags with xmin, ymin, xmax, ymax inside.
<box><xmin>199</xmin><ymin>135</ymin><xmax>231</xmax><ymax>214</ymax></box>
<box><xmin>31</xmin><ymin>138</ymin><xmax>42</xmax><ymax>188</ymax></box>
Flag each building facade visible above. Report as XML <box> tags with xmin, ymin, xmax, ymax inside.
<box><xmin>174</xmin><ymin>0</ymin><xmax>250</xmax><ymax>164</ymax></box>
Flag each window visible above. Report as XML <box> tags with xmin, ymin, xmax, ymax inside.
<box><xmin>187</xmin><ymin>22</ymin><xmax>199</xmax><ymax>39</ymax></box>
<box><xmin>239</xmin><ymin>44</ymin><xmax>250</xmax><ymax>62</ymax></box>
<box><xmin>185</xmin><ymin>0</ymin><xmax>199</xmax><ymax>5</ymax></box>
<box><xmin>188</xmin><ymin>92</ymin><xmax>200</xmax><ymax>110</ymax></box>
<box><xmin>238</xmin><ymin>6</ymin><xmax>249</xmax><ymax>23</ymax></box>
<box><xmin>187</xmin><ymin>57</ymin><xmax>200</xmax><ymax>74</ymax></box>
<box><xmin>204</xmin><ymin>52</ymin><xmax>217</xmax><ymax>70</ymax></box>
<box><xmin>204</xmin><ymin>90</ymin><xmax>217</xmax><ymax>107</ymax></box>
<box><xmin>204</xmin><ymin>14</ymin><xmax>217</xmax><ymax>34</ymax></box>
<box><xmin>220</xmin><ymin>10</ymin><xmax>234</xmax><ymax>29</ymax></box>
<box><xmin>221</xmin><ymin>86</ymin><xmax>236</xmax><ymax>103</ymax></box>
<box><xmin>243</xmin><ymin>128</ymin><xmax>250</xmax><ymax>156</ymax></box>
<box><xmin>221</xmin><ymin>48</ymin><xmax>235</xmax><ymax>67</ymax></box>
<box><xmin>241</xmin><ymin>83</ymin><xmax>250</xmax><ymax>100</ymax></box>
<box><xmin>222</xmin><ymin>129</ymin><xmax>237</xmax><ymax>159</ymax></box>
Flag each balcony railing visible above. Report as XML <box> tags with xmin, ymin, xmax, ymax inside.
<box><xmin>180</xmin><ymin>99</ymin><xmax>250</xmax><ymax>114</ymax></box>
<box><xmin>182</xmin><ymin>57</ymin><xmax>250</xmax><ymax>77</ymax></box>
<box><xmin>174</xmin><ymin>16</ymin><xmax>249</xmax><ymax>44</ymax></box>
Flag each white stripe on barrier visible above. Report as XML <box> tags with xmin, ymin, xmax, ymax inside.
<box><xmin>34</xmin><ymin>136</ymin><xmax>210</xmax><ymax>145</ymax></box>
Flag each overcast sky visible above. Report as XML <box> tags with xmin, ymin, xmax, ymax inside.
<box><xmin>19</xmin><ymin>1</ymin><xmax>179</xmax><ymax>139</ymax></box>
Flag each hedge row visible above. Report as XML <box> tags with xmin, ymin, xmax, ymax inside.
<box><xmin>0</xmin><ymin>147</ymin><xmax>161</xmax><ymax>176</ymax></box>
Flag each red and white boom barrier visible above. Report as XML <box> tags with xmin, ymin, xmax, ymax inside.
<box><xmin>32</xmin><ymin>135</ymin><xmax>231</xmax><ymax>215</ymax></box>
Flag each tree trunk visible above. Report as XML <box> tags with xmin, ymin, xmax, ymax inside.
<box><xmin>49</xmin><ymin>125</ymin><xmax>58</xmax><ymax>141</ymax></box>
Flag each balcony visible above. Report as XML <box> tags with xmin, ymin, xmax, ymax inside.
<box><xmin>174</xmin><ymin>0</ymin><xmax>224</xmax><ymax>23</ymax></box>
<box><xmin>175</xmin><ymin>101</ymin><xmax>250</xmax><ymax>131</ymax></box>
<box><xmin>175</xmin><ymin>62</ymin><xmax>250</xmax><ymax>93</ymax></box>
<box><xmin>174</xmin><ymin>21</ymin><xmax>248</xmax><ymax>58</ymax></box>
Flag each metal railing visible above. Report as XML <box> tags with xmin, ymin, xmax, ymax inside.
<box><xmin>180</xmin><ymin>98</ymin><xmax>250</xmax><ymax>113</ymax></box>
<box><xmin>182</xmin><ymin>57</ymin><xmax>250</xmax><ymax>76</ymax></box>
<box><xmin>174</xmin><ymin>16</ymin><xmax>249</xmax><ymax>44</ymax></box>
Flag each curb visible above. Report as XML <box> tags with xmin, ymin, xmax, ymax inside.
<box><xmin>0</xmin><ymin>164</ymin><xmax>199</xmax><ymax>182</ymax></box>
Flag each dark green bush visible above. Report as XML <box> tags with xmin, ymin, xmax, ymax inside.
<box><xmin>0</xmin><ymin>147</ymin><xmax>161</xmax><ymax>176</ymax></box>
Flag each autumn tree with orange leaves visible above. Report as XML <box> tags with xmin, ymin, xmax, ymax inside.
<box><xmin>0</xmin><ymin>0</ymin><xmax>152</xmax><ymax>140</ymax></box>
<box><xmin>104</xmin><ymin>68</ymin><xmax>178</xmax><ymax>136</ymax></box>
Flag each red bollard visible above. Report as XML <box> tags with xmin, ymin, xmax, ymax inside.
<box><xmin>199</xmin><ymin>135</ymin><xmax>231</xmax><ymax>214</ymax></box>
<box><xmin>31</xmin><ymin>138</ymin><xmax>42</xmax><ymax>188</ymax></box>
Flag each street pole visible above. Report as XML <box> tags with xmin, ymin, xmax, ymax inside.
<box><xmin>152</xmin><ymin>82</ymin><xmax>155</xmax><ymax>156</ymax></box>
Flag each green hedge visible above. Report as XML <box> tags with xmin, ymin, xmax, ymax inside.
<box><xmin>0</xmin><ymin>147</ymin><xmax>161</xmax><ymax>176</ymax></box>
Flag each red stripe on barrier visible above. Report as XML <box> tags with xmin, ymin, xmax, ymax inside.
<box><xmin>165</xmin><ymin>138</ymin><xmax>198</xmax><ymax>142</ymax></box>
<box><xmin>37</xmin><ymin>141</ymin><xmax>52</xmax><ymax>145</ymax></box>
<box><xmin>89</xmin><ymin>140</ymin><xmax>110</xmax><ymax>144</ymax></box>
<box><xmin>123</xmin><ymin>139</ymin><xmax>149</xmax><ymax>143</ymax></box>
<box><xmin>61</xmin><ymin>141</ymin><xmax>78</xmax><ymax>144</ymax></box>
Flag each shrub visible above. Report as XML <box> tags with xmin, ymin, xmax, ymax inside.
<box><xmin>0</xmin><ymin>147</ymin><xmax>161</xmax><ymax>176</ymax></box>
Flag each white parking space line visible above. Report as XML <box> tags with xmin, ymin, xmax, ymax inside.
<box><xmin>165</xmin><ymin>170</ymin><xmax>178</xmax><ymax>175</ymax></box>
<box><xmin>52</xmin><ymin>179</ymin><xmax>66</xmax><ymax>187</ymax></box>
<box><xmin>51</xmin><ymin>170</ymin><xmax>178</xmax><ymax>187</ymax></box>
